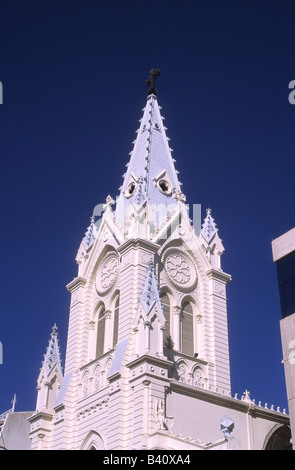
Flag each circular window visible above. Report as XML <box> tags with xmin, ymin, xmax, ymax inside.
<box><xmin>163</xmin><ymin>248</ymin><xmax>197</xmax><ymax>291</ymax></box>
<box><xmin>96</xmin><ymin>254</ymin><xmax>119</xmax><ymax>295</ymax></box>
<box><xmin>158</xmin><ymin>179</ymin><xmax>171</xmax><ymax>195</ymax></box>
<box><xmin>125</xmin><ymin>181</ymin><xmax>136</xmax><ymax>198</ymax></box>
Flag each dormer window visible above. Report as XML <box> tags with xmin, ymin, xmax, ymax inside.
<box><xmin>124</xmin><ymin>173</ymin><xmax>138</xmax><ymax>199</ymax></box>
<box><xmin>158</xmin><ymin>179</ymin><xmax>170</xmax><ymax>194</ymax></box>
<box><xmin>127</xmin><ymin>181</ymin><xmax>136</xmax><ymax>196</ymax></box>
<box><xmin>153</xmin><ymin>170</ymin><xmax>174</xmax><ymax>196</ymax></box>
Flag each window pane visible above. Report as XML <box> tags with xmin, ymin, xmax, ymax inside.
<box><xmin>182</xmin><ymin>302</ymin><xmax>193</xmax><ymax>356</ymax></box>
<box><xmin>161</xmin><ymin>293</ymin><xmax>171</xmax><ymax>347</ymax></box>
<box><xmin>113</xmin><ymin>297</ymin><xmax>119</xmax><ymax>347</ymax></box>
<box><xmin>96</xmin><ymin>309</ymin><xmax>105</xmax><ymax>358</ymax></box>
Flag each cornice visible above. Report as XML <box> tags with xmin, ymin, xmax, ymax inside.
<box><xmin>28</xmin><ymin>410</ymin><xmax>53</xmax><ymax>424</ymax></box>
<box><xmin>205</xmin><ymin>268</ymin><xmax>231</xmax><ymax>284</ymax></box>
<box><xmin>118</xmin><ymin>237</ymin><xmax>160</xmax><ymax>255</ymax></box>
<box><xmin>66</xmin><ymin>276</ymin><xmax>87</xmax><ymax>292</ymax></box>
<box><xmin>169</xmin><ymin>380</ymin><xmax>289</xmax><ymax>423</ymax></box>
<box><xmin>127</xmin><ymin>354</ymin><xmax>173</xmax><ymax>371</ymax></box>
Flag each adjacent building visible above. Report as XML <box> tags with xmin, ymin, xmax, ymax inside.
<box><xmin>272</xmin><ymin>227</ymin><xmax>295</xmax><ymax>449</ymax></box>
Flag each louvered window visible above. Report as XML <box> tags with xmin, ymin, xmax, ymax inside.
<box><xmin>181</xmin><ymin>301</ymin><xmax>194</xmax><ymax>356</ymax></box>
<box><xmin>161</xmin><ymin>293</ymin><xmax>171</xmax><ymax>348</ymax></box>
<box><xmin>113</xmin><ymin>296</ymin><xmax>119</xmax><ymax>347</ymax></box>
<box><xmin>96</xmin><ymin>307</ymin><xmax>106</xmax><ymax>358</ymax></box>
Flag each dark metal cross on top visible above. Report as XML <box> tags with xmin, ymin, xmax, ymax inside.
<box><xmin>146</xmin><ymin>68</ymin><xmax>161</xmax><ymax>95</ymax></box>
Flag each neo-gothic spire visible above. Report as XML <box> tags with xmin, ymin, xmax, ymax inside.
<box><xmin>115</xmin><ymin>75</ymin><xmax>185</xmax><ymax>229</ymax></box>
<box><xmin>82</xmin><ymin>215</ymin><xmax>98</xmax><ymax>250</ymax></box>
<box><xmin>42</xmin><ymin>324</ymin><xmax>62</xmax><ymax>376</ymax></box>
<box><xmin>201</xmin><ymin>208</ymin><xmax>218</xmax><ymax>243</ymax></box>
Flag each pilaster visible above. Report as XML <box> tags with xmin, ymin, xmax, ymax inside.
<box><xmin>28</xmin><ymin>411</ymin><xmax>53</xmax><ymax>450</ymax></box>
<box><xmin>64</xmin><ymin>277</ymin><xmax>87</xmax><ymax>375</ymax></box>
<box><xmin>205</xmin><ymin>268</ymin><xmax>231</xmax><ymax>394</ymax></box>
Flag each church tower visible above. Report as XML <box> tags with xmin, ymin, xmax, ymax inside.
<box><xmin>29</xmin><ymin>70</ymin><xmax>234</xmax><ymax>450</ymax></box>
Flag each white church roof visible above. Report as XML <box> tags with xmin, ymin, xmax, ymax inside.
<box><xmin>115</xmin><ymin>71</ymin><xmax>185</xmax><ymax>228</ymax></box>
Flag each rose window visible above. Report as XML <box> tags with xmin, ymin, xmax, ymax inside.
<box><xmin>165</xmin><ymin>255</ymin><xmax>191</xmax><ymax>284</ymax></box>
<box><xmin>163</xmin><ymin>249</ymin><xmax>197</xmax><ymax>291</ymax></box>
<box><xmin>101</xmin><ymin>257</ymin><xmax>118</xmax><ymax>289</ymax></box>
<box><xmin>96</xmin><ymin>254</ymin><xmax>119</xmax><ymax>295</ymax></box>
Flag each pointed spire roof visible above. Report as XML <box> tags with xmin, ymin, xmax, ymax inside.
<box><xmin>82</xmin><ymin>215</ymin><xmax>98</xmax><ymax>250</ymax></box>
<box><xmin>140</xmin><ymin>261</ymin><xmax>162</xmax><ymax>316</ymax></box>
<box><xmin>201</xmin><ymin>208</ymin><xmax>218</xmax><ymax>243</ymax></box>
<box><xmin>116</xmin><ymin>72</ymin><xmax>185</xmax><ymax>229</ymax></box>
<box><xmin>43</xmin><ymin>324</ymin><xmax>62</xmax><ymax>376</ymax></box>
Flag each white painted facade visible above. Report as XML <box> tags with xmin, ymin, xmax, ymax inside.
<box><xmin>28</xmin><ymin>90</ymin><xmax>290</xmax><ymax>450</ymax></box>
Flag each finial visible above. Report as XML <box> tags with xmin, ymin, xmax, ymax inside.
<box><xmin>104</xmin><ymin>194</ymin><xmax>115</xmax><ymax>209</ymax></box>
<box><xmin>145</xmin><ymin>68</ymin><xmax>161</xmax><ymax>96</ymax></box>
<box><xmin>11</xmin><ymin>394</ymin><xmax>16</xmax><ymax>412</ymax></box>
<box><xmin>201</xmin><ymin>207</ymin><xmax>218</xmax><ymax>243</ymax></box>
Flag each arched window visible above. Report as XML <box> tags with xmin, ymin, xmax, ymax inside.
<box><xmin>96</xmin><ymin>306</ymin><xmax>106</xmax><ymax>358</ymax></box>
<box><xmin>94</xmin><ymin>365</ymin><xmax>101</xmax><ymax>392</ymax></box>
<box><xmin>82</xmin><ymin>371</ymin><xmax>90</xmax><ymax>397</ymax></box>
<box><xmin>161</xmin><ymin>293</ymin><xmax>171</xmax><ymax>348</ymax></box>
<box><xmin>113</xmin><ymin>295</ymin><xmax>119</xmax><ymax>348</ymax></box>
<box><xmin>181</xmin><ymin>301</ymin><xmax>194</xmax><ymax>356</ymax></box>
<box><xmin>265</xmin><ymin>425</ymin><xmax>292</xmax><ymax>450</ymax></box>
<box><xmin>80</xmin><ymin>430</ymin><xmax>105</xmax><ymax>450</ymax></box>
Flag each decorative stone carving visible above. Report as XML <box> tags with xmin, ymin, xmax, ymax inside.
<box><xmin>178</xmin><ymin>362</ymin><xmax>188</xmax><ymax>383</ymax></box>
<box><xmin>192</xmin><ymin>367</ymin><xmax>204</xmax><ymax>388</ymax></box>
<box><xmin>96</xmin><ymin>253</ymin><xmax>119</xmax><ymax>295</ymax></box>
<box><xmin>154</xmin><ymin>399</ymin><xmax>168</xmax><ymax>430</ymax></box>
<box><xmin>219</xmin><ymin>416</ymin><xmax>234</xmax><ymax>438</ymax></box>
<box><xmin>166</xmin><ymin>255</ymin><xmax>190</xmax><ymax>284</ymax></box>
<box><xmin>163</xmin><ymin>248</ymin><xmax>197</xmax><ymax>291</ymax></box>
<box><xmin>154</xmin><ymin>399</ymin><xmax>174</xmax><ymax>432</ymax></box>
<box><xmin>94</xmin><ymin>367</ymin><xmax>101</xmax><ymax>392</ymax></box>
<box><xmin>82</xmin><ymin>373</ymin><xmax>89</xmax><ymax>398</ymax></box>
<box><xmin>201</xmin><ymin>208</ymin><xmax>218</xmax><ymax>243</ymax></box>
<box><xmin>214</xmin><ymin>281</ymin><xmax>225</xmax><ymax>297</ymax></box>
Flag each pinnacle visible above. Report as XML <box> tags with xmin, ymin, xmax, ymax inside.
<box><xmin>42</xmin><ymin>323</ymin><xmax>62</xmax><ymax>376</ymax></box>
<box><xmin>201</xmin><ymin>208</ymin><xmax>218</xmax><ymax>243</ymax></box>
<box><xmin>140</xmin><ymin>261</ymin><xmax>161</xmax><ymax>315</ymax></box>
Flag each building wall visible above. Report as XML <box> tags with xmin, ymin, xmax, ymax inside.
<box><xmin>272</xmin><ymin>227</ymin><xmax>295</xmax><ymax>449</ymax></box>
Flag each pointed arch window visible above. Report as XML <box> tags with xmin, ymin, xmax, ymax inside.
<box><xmin>161</xmin><ymin>293</ymin><xmax>171</xmax><ymax>348</ymax></box>
<box><xmin>113</xmin><ymin>295</ymin><xmax>119</xmax><ymax>348</ymax></box>
<box><xmin>181</xmin><ymin>301</ymin><xmax>194</xmax><ymax>356</ymax></box>
<box><xmin>96</xmin><ymin>305</ymin><xmax>106</xmax><ymax>358</ymax></box>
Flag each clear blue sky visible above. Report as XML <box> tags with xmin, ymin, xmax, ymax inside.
<box><xmin>0</xmin><ymin>0</ymin><xmax>294</xmax><ymax>414</ymax></box>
